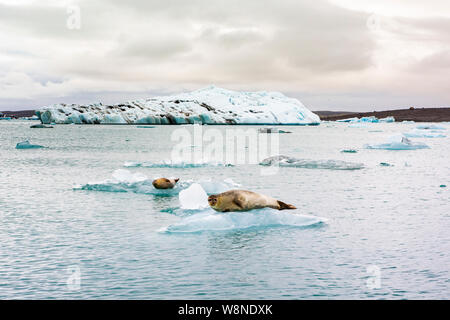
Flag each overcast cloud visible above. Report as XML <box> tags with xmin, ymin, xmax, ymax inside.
<box><xmin>0</xmin><ymin>0</ymin><xmax>449</xmax><ymax>111</ymax></box>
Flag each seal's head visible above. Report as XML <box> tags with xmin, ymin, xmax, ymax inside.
<box><xmin>152</xmin><ymin>178</ymin><xmax>179</xmax><ymax>189</ymax></box>
<box><xmin>208</xmin><ymin>194</ymin><xmax>219</xmax><ymax>209</ymax></box>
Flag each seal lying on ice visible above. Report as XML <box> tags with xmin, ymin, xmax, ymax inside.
<box><xmin>152</xmin><ymin>178</ymin><xmax>179</xmax><ymax>189</ymax></box>
<box><xmin>208</xmin><ymin>190</ymin><xmax>296</xmax><ymax>212</ymax></box>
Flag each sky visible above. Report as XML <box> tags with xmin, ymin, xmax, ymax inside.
<box><xmin>0</xmin><ymin>0</ymin><xmax>449</xmax><ymax>111</ymax></box>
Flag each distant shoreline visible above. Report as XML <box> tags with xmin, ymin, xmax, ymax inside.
<box><xmin>315</xmin><ymin>107</ymin><xmax>450</xmax><ymax>122</ymax></box>
<box><xmin>2</xmin><ymin>107</ymin><xmax>450</xmax><ymax>122</ymax></box>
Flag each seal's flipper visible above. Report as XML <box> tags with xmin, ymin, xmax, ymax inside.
<box><xmin>277</xmin><ymin>200</ymin><xmax>296</xmax><ymax>210</ymax></box>
<box><xmin>232</xmin><ymin>198</ymin><xmax>244</xmax><ymax>210</ymax></box>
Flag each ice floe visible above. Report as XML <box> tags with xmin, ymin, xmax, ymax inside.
<box><xmin>35</xmin><ymin>86</ymin><xmax>321</xmax><ymax>125</ymax></box>
<box><xmin>124</xmin><ymin>160</ymin><xmax>234</xmax><ymax>168</ymax></box>
<box><xmin>337</xmin><ymin>116</ymin><xmax>395</xmax><ymax>123</ymax></box>
<box><xmin>260</xmin><ymin>155</ymin><xmax>364</xmax><ymax>170</ymax></box>
<box><xmin>365</xmin><ymin>134</ymin><xmax>429</xmax><ymax>150</ymax></box>
<box><xmin>16</xmin><ymin>141</ymin><xmax>45</xmax><ymax>149</ymax></box>
<box><xmin>403</xmin><ymin>129</ymin><xmax>446</xmax><ymax>138</ymax></box>
<box><xmin>73</xmin><ymin>169</ymin><xmax>239</xmax><ymax>196</ymax></box>
<box><xmin>30</xmin><ymin>124</ymin><xmax>53</xmax><ymax>128</ymax></box>
<box><xmin>162</xmin><ymin>209</ymin><xmax>327</xmax><ymax>233</ymax></box>
<box><xmin>416</xmin><ymin>124</ymin><xmax>446</xmax><ymax>130</ymax></box>
<box><xmin>258</xmin><ymin>127</ymin><xmax>292</xmax><ymax>133</ymax></box>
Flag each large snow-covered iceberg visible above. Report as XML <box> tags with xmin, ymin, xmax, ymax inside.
<box><xmin>35</xmin><ymin>86</ymin><xmax>320</xmax><ymax>125</ymax></box>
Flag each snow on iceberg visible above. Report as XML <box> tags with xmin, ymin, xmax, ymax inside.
<box><xmin>178</xmin><ymin>183</ymin><xmax>209</xmax><ymax>210</ymax></box>
<box><xmin>260</xmin><ymin>155</ymin><xmax>364</xmax><ymax>170</ymax></box>
<box><xmin>73</xmin><ymin>169</ymin><xmax>238</xmax><ymax>196</ymax></box>
<box><xmin>35</xmin><ymin>86</ymin><xmax>321</xmax><ymax>125</ymax></box>
<box><xmin>365</xmin><ymin>134</ymin><xmax>429</xmax><ymax>150</ymax></box>
<box><xmin>162</xmin><ymin>209</ymin><xmax>327</xmax><ymax>233</ymax></box>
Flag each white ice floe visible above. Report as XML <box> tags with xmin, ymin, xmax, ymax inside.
<box><xmin>415</xmin><ymin>124</ymin><xmax>446</xmax><ymax>130</ymax></box>
<box><xmin>365</xmin><ymin>134</ymin><xmax>429</xmax><ymax>150</ymax></box>
<box><xmin>403</xmin><ymin>129</ymin><xmax>446</xmax><ymax>138</ymax></box>
<box><xmin>35</xmin><ymin>86</ymin><xmax>321</xmax><ymax>125</ymax></box>
<box><xmin>73</xmin><ymin>169</ymin><xmax>236</xmax><ymax>196</ymax></box>
<box><xmin>124</xmin><ymin>159</ymin><xmax>233</xmax><ymax>168</ymax></box>
<box><xmin>260</xmin><ymin>155</ymin><xmax>364</xmax><ymax>170</ymax></box>
<box><xmin>162</xmin><ymin>209</ymin><xmax>327</xmax><ymax>233</ymax></box>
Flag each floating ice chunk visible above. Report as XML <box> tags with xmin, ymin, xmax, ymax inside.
<box><xmin>348</xmin><ymin>123</ymin><xmax>368</xmax><ymax>128</ymax></box>
<box><xmin>403</xmin><ymin>129</ymin><xmax>446</xmax><ymax>138</ymax></box>
<box><xmin>74</xmin><ymin>170</ymin><xmax>239</xmax><ymax>196</ymax></box>
<box><xmin>339</xmin><ymin>116</ymin><xmax>394</xmax><ymax>123</ymax></box>
<box><xmin>359</xmin><ymin>116</ymin><xmax>379</xmax><ymax>123</ymax></box>
<box><xmin>379</xmin><ymin>162</ymin><xmax>393</xmax><ymax>167</ymax></box>
<box><xmin>124</xmin><ymin>160</ymin><xmax>233</xmax><ymax>168</ymax></box>
<box><xmin>365</xmin><ymin>134</ymin><xmax>429</xmax><ymax>150</ymax></box>
<box><xmin>260</xmin><ymin>155</ymin><xmax>364</xmax><ymax>170</ymax></box>
<box><xmin>30</xmin><ymin>124</ymin><xmax>53</xmax><ymax>128</ymax></box>
<box><xmin>258</xmin><ymin>127</ymin><xmax>291</xmax><ymax>133</ymax></box>
<box><xmin>379</xmin><ymin>116</ymin><xmax>395</xmax><ymax>123</ymax></box>
<box><xmin>416</xmin><ymin>124</ymin><xmax>446</xmax><ymax>130</ymax></box>
<box><xmin>74</xmin><ymin>169</ymin><xmax>182</xmax><ymax>195</ymax></box>
<box><xmin>179</xmin><ymin>183</ymin><xmax>209</xmax><ymax>210</ymax></box>
<box><xmin>162</xmin><ymin>209</ymin><xmax>327</xmax><ymax>233</ymax></box>
<box><xmin>337</xmin><ymin>117</ymin><xmax>359</xmax><ymax>123</ymax></box>
<box><xmin>16</xmin><ymin>141</ymin><xmax>45</xmax><ymax>149</ymax></box>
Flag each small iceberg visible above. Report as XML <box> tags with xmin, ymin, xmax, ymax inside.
<box><xmin>74</xmin><ymin>169</ymin><xmax>239</xmax><ymax>196</ymax></box>
<box><xmin>260</xmin><ymin>155</ymin><xmax>364</xmax><ymax>170</ymax></box>
<box><xmin>16</xmin><ymin>141</ymin><xmax>45</xmax><ymax>149</ymax></box>
<box><xmin>338</xmin><ymin>116</ymin><xmax>395</xmax><ymax>123</ymax></box>
<box><xmin>365</xmin><ymin>134</ymin><xmax>429</xmax><ymax>150</ymax></box>
<box><xmin>379</xmin><ymin>162</ymin><xmax>393</xmax><ymax>167</ymax></box>
<box><xmin>258</xmin><ymin>127</ymin><xmax>291</xmax><ymax>133</ymax></box>
<box><xmin>403</xmin><ymin>129</ymin><xmax>446</xmax><ymax>138</ymax></box>
<box><xmin>162</xmin><ymin>209</ymin><xmax>327</xmax><ymax>233</ymax></box>
<box><xmin>416</xmin><ymin>124</ymin><xmax>446</xmax><ymax>130</ymax></box>
<box><xmin>337</xmin><ymin>117</ymin><xmax>359</xmax><ymax>123</ymax></box>
<box><xmin>379</xmin><ymin>116</ymin><xmax>395</xmax><ymax>123</ymax></box>
<box><xmin>30</xmin><ymin>124</ymin><xmax>54</xmax><ymax>128</ymax></box>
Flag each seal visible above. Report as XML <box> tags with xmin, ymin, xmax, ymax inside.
<box><xmin>208</xmin><ymin>190</ymin><xmax>296</xmax><ymax>212</ymax></box>
<box><xmin>152</xmin><ymin>178</ymin><xmax>180</xmax><ymax>189</ymax></box>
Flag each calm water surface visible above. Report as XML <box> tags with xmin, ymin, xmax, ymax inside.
<box><xmin>0</xmin><ymin>121</ymin><xmax>449</xmax><ymax>299</ymax></box>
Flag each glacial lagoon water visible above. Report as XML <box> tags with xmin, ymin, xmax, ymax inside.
<box><xmin>0</xmin><ymin>120</ymin><xmax>449</xmax><ymax>299</ymax></box>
